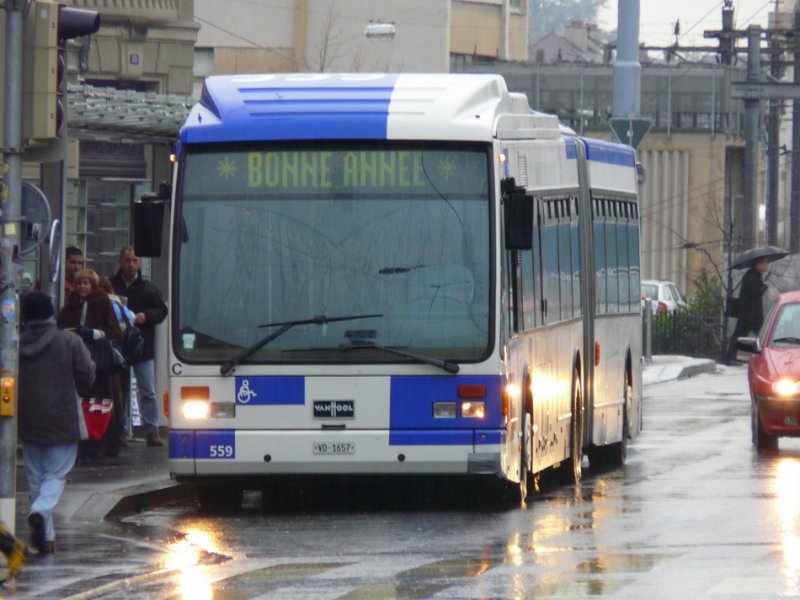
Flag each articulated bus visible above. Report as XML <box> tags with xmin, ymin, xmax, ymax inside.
<box><xmin>155</xmin><ymin>73</ymin><xmax>642</xmax><ymax>509</ymax></box>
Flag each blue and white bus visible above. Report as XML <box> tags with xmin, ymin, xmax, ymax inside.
<box><xmin>156</xmin><ymin>73</ymin><xmax>642</xmax><ymax>508</ymax></box>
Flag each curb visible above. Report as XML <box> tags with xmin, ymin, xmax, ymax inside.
<box><xmin>643</xmin><ymin>359</ymin><xmax>719</xmax><ymax>387</ymax></box>
<box><xmin>676</xmin><ymin>361</ymin><xmax>718</xmax><ymax>380</ymax></box>
<box><xmin>71</xmin><ymin>481</ymin><xmax>197</xmax><ymax>523</ymax></box>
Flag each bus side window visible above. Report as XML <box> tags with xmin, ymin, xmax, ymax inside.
<box><xmin>558</xmin><ymin>216</ymin><xmax>572</xmax><ymax>320</ymax></box>
<box><xmin>594</xmin><ymin>199</ymin><xmax>606</xmax><ymax>315</ymax></box>
<box><xmin>520</xmin><ymin>249</ymin><xmax>535</xmax><ymax>331</ymax></box>
<box><xmin>617</xmin><ymin>216</ymin><xmax>629</xmax><ymax>313</ymax></box>
<box><xmin>519</xmin><ymin>198</ymin><xmax>542</xmax><ymax>332</ymax></box>
<box><xmin>605</xmin><ymin>215</ymin><xmax>619</xmax><ymax>313</ymax></box>
<box><xmin>628</xmin><ymin>220</ymin><xmax>641</xmax><ymax>311</ymax></box>
<box><xmin>571</xmin><ymin>198</ymin><xmax>581</xmax><ymax>318</ymax></box>
<box><xmin>541</xmin><ymin>213</ymin><xmax>560</xmax><ymax>324</ymax></box>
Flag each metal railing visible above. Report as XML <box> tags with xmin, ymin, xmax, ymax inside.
<box><xmin>642</xmin><ymin>308</ymin><xmax>722</xmax><ymax>360</ymax></box>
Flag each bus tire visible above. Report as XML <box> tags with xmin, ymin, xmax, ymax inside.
<box><xmin>518</xmin><ymin>412</ymin><xmax>533</xmax><ymax>502</ymax></box>
<box><xmin>604</xmin><ymin>371</ymin><xmax>631</xmax><ymax>469</ymax></box>
<box><xmin>197</xmin><ymin>482</ymin><xmax>244</xmax><ymax>513</ymax></box>
<box><xmin>561</xmin><ymin>371</ymin><xmax>583</xmax><ymax>484</ymax></box>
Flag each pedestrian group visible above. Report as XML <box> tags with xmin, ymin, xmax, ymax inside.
<box><xmin>15</xmin><ymin>245</ymin><xmax>167</xmax><ymax>559</ymax></box>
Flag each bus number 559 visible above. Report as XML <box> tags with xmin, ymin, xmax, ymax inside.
<box><xmin>209</xmin><ymin>444</ymin><xmax>234</xmax><ymax>458</ymax></box>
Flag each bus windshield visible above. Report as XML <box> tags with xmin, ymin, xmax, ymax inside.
<box><xmin>174</xmin><ymin>142</ymin><xmax>492</xmax><ymax>364</ymax></box>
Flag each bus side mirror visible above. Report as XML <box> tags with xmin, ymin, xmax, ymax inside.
<box><xmin>502</xmin><ymin>178</ymin><xmax>533</xmax><ymax>251</ymax></box>
<box><xmin>133</xmin><ymin>182</ymin><xmax>170</xmax><ymax>257</ymax></box>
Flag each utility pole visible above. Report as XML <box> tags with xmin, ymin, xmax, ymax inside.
<box><xmin>742</xmin><ymin>25</ymin><xmax>762</xmax><ymax>250</ymax></box>
<box><xmin>609</xmin><ymin>0</ymin><xmax>652</xmax><ymax>149</ymax></box>
<box><xmin>1</xmin><ymin>0</ymin><xmax>26</xmax><ymax>533</ymax></box>
<box><xmin>766</xmin><ymin>2</ymin><xmax>783</xmax><ymax>246</ymax></box>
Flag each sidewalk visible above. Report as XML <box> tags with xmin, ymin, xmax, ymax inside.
<box><xmin>6</xmin><ymin>434</ymin><xmax>195</xmax><ymax>598</ymax></box>
<box><xmin>13</xmin><ymin>432</ymin><xmax>194</xmax><ymax>532</ymax></box>
<box><xmin>642</xmin><ymin>354</ymin><xmax>720</xmax><ymax>387</ymax></box>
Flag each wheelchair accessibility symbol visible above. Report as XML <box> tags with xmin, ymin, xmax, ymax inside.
<box><xmin>237</xmin><ymin>379</ymin><xmax>258</xmax><ymax>404</ymax></box>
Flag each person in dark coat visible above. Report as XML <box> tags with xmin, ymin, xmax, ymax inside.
<box><xmin>726</xmin><ymin>258</ymin><xmax>769</xmax><ymax>364</ymax></box>
<box><xmin>109</xmin><ymin>246</ymin><xmax>168</xmax><ymax>446</ymax></box>
<box><xmin>58</xmin><ymin>268</ymin><xmax>125</xmax><ymax>457</ymax></box>
<box><xmin>19</xmin><ymin>291</ymin><xmax>95</xmax><ymax>555</ymax></box>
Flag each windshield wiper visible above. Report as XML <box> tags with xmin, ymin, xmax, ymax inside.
<box><xmin>220</xmin><ymin>314</ymin><xmax>382</xmax><ymax>376</ymax></box>
<box><xmin>341</xmin><ymin>339</ymin><xmax>459</xmax><ymax>374</ymax></box>
<box><xmin>773</xmin><ymin>336</ymin><xmax>800</xmax><ymax>345</ymax></box>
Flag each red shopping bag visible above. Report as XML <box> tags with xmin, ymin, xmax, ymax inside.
<box><xmin>81</xmin><ymin>398</ymin><xmax>113</xmax><ymax>441</ymax></box>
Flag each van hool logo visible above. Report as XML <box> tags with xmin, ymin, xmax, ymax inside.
<box><xmin>313</xmin><ymin>400</ymin><xmax>355</xmax><ymax>419</ymax></box>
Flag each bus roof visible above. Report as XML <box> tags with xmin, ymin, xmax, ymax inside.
<box><xmin>180</xmin><ymin>73</ymin><xmax>565</xmax><ymax>145</ymax></box>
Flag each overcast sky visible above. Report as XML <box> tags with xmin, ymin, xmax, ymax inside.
<box><xmin>596</xmin><ymin>0</ymin><xmax>779</xmax><ymax>47</ymax></box>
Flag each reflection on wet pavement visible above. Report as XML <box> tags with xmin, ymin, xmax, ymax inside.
<box><xmin>5</xmin><ymin>368</ymin><xmax>800</xmax><ymax>599</ymax></box>
<box><xmin>773</xmin><ymin>458</ymin><xmax>800</xmax><ymax>597</ymax></box>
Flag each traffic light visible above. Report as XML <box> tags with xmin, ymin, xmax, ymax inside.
<box><xmin>22</xmin><ymin>1</ymin><xmax>99</xmax><ymax>146</ymax></box>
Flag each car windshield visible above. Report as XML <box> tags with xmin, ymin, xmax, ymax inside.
<box><xmin>769</xmin><ymin>302</ymin><xmax>800</xmax><ymax>347</ymax></box>
<box><xmin>666</xmin><ymin>284</ymin><xmax>683</xmax><ymax>303</ymax></box>
<box><xmin>641</xmin><ymin>283</ymin><xmax>657</xmax><ymax>299</ymax></box>
<box><xmin>174</xmin><ymin>142</ymin><xmax>492</xmax><ymax>363</ymax></box>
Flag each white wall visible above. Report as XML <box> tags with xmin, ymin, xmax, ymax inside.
<box><xmin>194</xmin><ymin>0</ymin><xmax>450</xmax><ymax>73</ymax></box>
<box><xmin>195</xmin><ymin>0</ymin><xmax>297</xmax><ymax>49</ymax></box>
<box><xmin>306</xmin><ymin>0</ymin><xmax>449</xmax><ymax>72</ymax></box>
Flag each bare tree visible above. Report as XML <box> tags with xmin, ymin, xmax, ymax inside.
<box><xmin>309</xmin><ymin>1</ymin><xmax>342</xmax><ymax>72</ymax></box>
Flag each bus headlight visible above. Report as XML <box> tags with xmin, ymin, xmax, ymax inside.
<box><xmin>183</xmin><ymin>400</ymin><xmax>210</xmax><ymax>420</ymax></box>
<box><xmin>461</xmin><ymin>401</ymin><xmax>486</xmax><ymax>419</ymax></box>
<box><xmin>773</xmin><ymin>379</ymin><xmax>799</xmax><ymax>398</ymax></box>
<box><xmin>433</xmin><ymin>402</ymin><xmax>457</xmax><ymax>418</ymax></box>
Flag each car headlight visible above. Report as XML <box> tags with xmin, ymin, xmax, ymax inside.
<box><xmin>772</xmin><ymin>379</ymin><xmax>799</xmax><ymax>398</ymax></box>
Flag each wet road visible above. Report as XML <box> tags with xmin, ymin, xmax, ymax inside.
<box><xmin>7</xmin><ymin>365</ymin><xmax>800</xmax><ymax>598</ymax></box>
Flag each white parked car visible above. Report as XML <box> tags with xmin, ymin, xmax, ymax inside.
<box><xmin>641</xmin><ymin>279</ymin><xmax>687</xmax><ymax>313</ymax></box>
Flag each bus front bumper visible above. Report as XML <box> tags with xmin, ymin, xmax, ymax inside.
<box><xmin>168</xmin><ymin>429</ymin><xmax>503</xmax><ymax>476</ymax></box>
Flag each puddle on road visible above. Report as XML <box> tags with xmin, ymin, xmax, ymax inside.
<box><xmin>338</xmin><ymin>582</ymin><xmax>451</xmax><ymax>599</ymax></box>
<box><xmin>570</xmin><ymin>552</ymin><xmax>678</xmax><ymax>574</ymax></box>
<box><xmin>166</xmin><ymin>562</ymin><xmax>351</xmax><ymax>600</ymax></box>
<box><xmin>528</xmin><ymin>574</ymin><xmax>635</xmax><ymax>597</ymax></box>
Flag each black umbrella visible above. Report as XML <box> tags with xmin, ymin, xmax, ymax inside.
<box><xmin>730</xmin><ymin>245</ymin><xmax>789</xmax><ymax>270</ymax></box>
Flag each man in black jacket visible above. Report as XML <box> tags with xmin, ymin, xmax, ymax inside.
<box><xmin>110</xmin><ymin>246</ymin><xmax>168</xmax><ymax>446</ymax></box>
<box><xmin>726</xmin><ymin>258</ymin><xmax>769</xmax><ymax>365</ymax></box>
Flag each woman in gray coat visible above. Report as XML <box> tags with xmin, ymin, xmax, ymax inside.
<box><xmin>19</xmin><ymin>291</ymin><xmax>95</xmax><ymax>555</ymax></box>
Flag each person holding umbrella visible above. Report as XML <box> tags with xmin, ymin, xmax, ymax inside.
<box><xmin>725</xmin><ymin>245</ymin><xmax>789</xmax><ymax>365</ymax></box>
<box><xmin>725</xmin><ymin>255</ymin><xmax>771</xmax><ymax>365</ymax></box>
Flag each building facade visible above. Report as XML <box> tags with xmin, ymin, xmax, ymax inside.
<box><xmin>64</xmin><ymin>0</ymin><xmax>197</xmax><ymax>279</ymax></box>
<box><xmin>453</xmin><ymin>56</ymin><xmax>750</xmax><ymax>297</ymax></box>
<box><xmin>193</xmin><ymin>0</ymin><xmax>527</xmax><ymax>87</ymax></box>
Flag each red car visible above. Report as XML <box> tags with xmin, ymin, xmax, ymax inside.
<box><xmin>739</xmin><ymin>290</ymin><xmax>800</xmax><ymax>451</ymax></box>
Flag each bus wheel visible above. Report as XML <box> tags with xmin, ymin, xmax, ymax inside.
<box><xmin>197</xmin><ymin>482</ymin><xmax>244</xmax><ymax>513</ymax></box>
<box><xmin>518</xmin><ymin>412</ymin><xmax>533</xmax><ymax>502</ymax></box>
<box><xmin>562</xmin><ymin>372</ymin><xmax>583</xmax><ymax>484</ymax></box>
<box><xmin>605</xmin><ymin>372</ymin><xmax>631</xmax><ymax>469</ymax></box>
